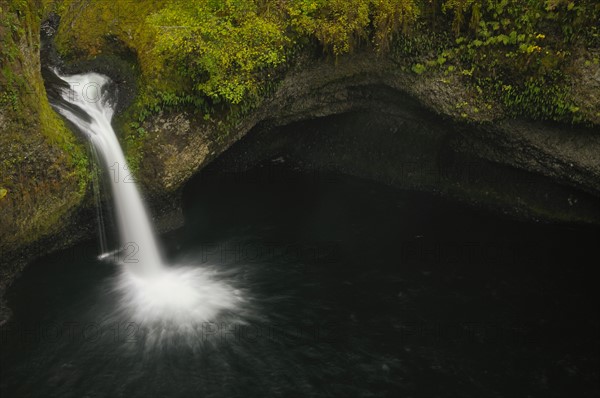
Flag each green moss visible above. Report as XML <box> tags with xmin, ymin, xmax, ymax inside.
<box><xmin>0</xmin><ymin>0</ymin><xmax>89</xmax><ymax>253</ymax></box>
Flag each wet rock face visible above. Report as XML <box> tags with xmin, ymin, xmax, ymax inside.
<box><xmin>572</xmin><ymin>51</ymin><xmax>600</xmax><ymax>126</ymax></box>
<box><xmin>142</xmin><ymin>113</ymin><xmax>208</xmax><ymax>192</ymax></box>
<box><xmin>138</xmin><ymin>53</ymin><xmax>600</xmax><ymax>226</ymax></box>
<box><xmin>202</xmin><ymin>107</ymin><xmax>600</xmax><ymax>226</ymax></box>
<box><xmin>41</xmin><ymin>12</ymin><xmax>60</xmax><ymax>39</ymax></box>
<box><xmin>450</xmin><ymin>121</ymin><xmax>600</xmax><ymax>197</ymax></box>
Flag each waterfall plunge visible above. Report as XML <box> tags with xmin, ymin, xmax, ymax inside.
<box><xmin>53</xmin><ymin>72</ymin><xmax>162</xmax><ymax>275</ymax></box>
<box><xmin>51</xmin><ymin>71</ymin><xmax>241</xmax><ymax>335</ymax></box>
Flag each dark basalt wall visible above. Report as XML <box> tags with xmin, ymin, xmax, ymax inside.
<box><xmin>200</xmin><ymin>88</ymin><xmax>600</xmax><ymax>225</ymax></box>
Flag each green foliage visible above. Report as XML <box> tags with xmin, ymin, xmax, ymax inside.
<box><xmin>0</xmin><ymin>2</ymin><xmax>26</xmax><ymax>114</ymax></box>
<box><xmin>372</xmin><ymin>0</ymin><xmax>420</xmax><ymax>52</ymax></box>
<box><xmin>411</xmin><ymin>63</ymin><xmax>427</xmax><ymax>74</ymax></box>
<box><xmin>148</xmin><ymin>0</ymin><xmax>290</xmax><ymax>104</ymax></box>
<box><xmin>51</xmin><ymin>0</ymin><xmax>598</xmax><ymax>124</ymax></box>
<box><xmin>63</xmin><ymin>141</ymin><xmax>90</xmax><ymax>193</ymax></box>
<box><xmin>0</xmin><ymin>89</ymin><xmax>18</xmax><ymax>111</ymax></box>
<box><xmin>495</xmin><ymin>75</ymin><xmax>580</xmax><ymax>121</ymax></box>
<box><xmin>286</xmin><ymin>0</ymin><xmax>419</xmax><ymax>55</ymax></box>
<box><xmin>442</xmin><ymin>0</ymin><xmax>481</xmax><ymax>36</ymax></box>
<box><xmin>287</xmin><ymin>0</ymin><xmax>371</xmax><ymax>56</ymax></box>
<box><xmin>407</xmin><ymin>0</ymin><xmax>600</xmax><ymax>122</ymax></box>
<box><xmin>124</xmin><ymin>0</ymin><xmax>422</xmax><ymax>119</ymax></box>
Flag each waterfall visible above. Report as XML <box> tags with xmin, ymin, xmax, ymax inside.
<box><xmin>49</xmin><ymin>71</ymin><xmax>242</xmax><ymax>337</ymax></box>
<box><xmin>51</xmin><ymin>72</ymin><xmax>162</xmax><ymax>276</ymax></box>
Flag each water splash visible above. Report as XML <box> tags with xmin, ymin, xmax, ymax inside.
<box><xmin>113</xmin><ymin>266</ymin><xmax>243</xmax><ymax>331</ymax></box>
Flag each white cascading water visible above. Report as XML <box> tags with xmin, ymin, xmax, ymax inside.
<box><xmin>51</xmin><ymin>71</ymin><xmax>241</xmax><ymax>337</ymax></box>
<box><xmin>54</xmin><ymin>72</ymin><xmax>162</xmax><ymax>275</ymax></box>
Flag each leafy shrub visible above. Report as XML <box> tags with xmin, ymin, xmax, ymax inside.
<box><xmin>148</xmin><ymin>0</ymin><xmax>290</xmax><ymax>104</ymax></box>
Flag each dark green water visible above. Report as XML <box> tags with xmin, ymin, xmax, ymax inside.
<box><xmin>1</xmin><ymin>165</ymin><xmax>598</xmax><ymax>397</ymax></box>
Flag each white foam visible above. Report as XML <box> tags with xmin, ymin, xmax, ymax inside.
<box><xmin>114</xmin><ymin>266</ymin><xmax>242</xmax><ymax>328</ymax></box>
